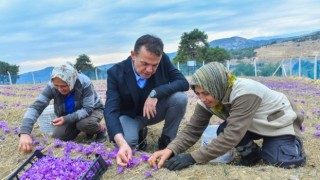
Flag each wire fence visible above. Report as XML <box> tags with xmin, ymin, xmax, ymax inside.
<box><xmin>1</xmin><ymin>56</ymin><xmax>320</xmax><ymax>85</ymax></box>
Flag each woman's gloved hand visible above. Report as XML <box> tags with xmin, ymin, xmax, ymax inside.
<box><xmin>163</xmin><ymin>153</ymin><xmax>196</xmax><ymax>171</ymax></box>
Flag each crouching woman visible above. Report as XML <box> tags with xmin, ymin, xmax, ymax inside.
<box><xmin>18</xmin><ymin>62</ymin><xmax>106</xmax><ymax>154</ymax></box>
<box><xmin>149</xmin><ymin>62</ymin><xmax>306</xmax><ymax>170</ymax></box>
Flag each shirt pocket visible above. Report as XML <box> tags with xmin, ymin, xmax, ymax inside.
<box><xmin>267</xmin><ymin>110</ymin><xmax>285</xmax><ymax>122</ymax></box>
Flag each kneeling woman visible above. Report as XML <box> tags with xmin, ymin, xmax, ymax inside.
<box><xmin>149</xmin><ymin>62</ymin><xmax>306</xmax><ymax>170</ymax></box>
<box><xmin>19</xmin><ymin>62</ymin><xmax>106</xmax><ymax>154</ymax></box>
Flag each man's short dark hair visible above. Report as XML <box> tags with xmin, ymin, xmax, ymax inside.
<box><xmin>134</xmin><ymin>34</ymin><xmax>164</xmax><ymax>56</ymax></box>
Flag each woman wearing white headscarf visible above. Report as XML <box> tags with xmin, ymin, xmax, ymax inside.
<box><xmin>19</xmin><ymin>62</ymin><xmax>105</xmax><ymax>154</ymax></box>
<box><xmin>149</xmin><ymin>62</ymin><xmax>306</xmax><ymax>170</ymax></box>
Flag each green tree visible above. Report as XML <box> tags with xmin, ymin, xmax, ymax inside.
<box><xmin>228</xmin><ymin>47</ymin><xmax>256</xmax><ymax>59</ymax></box>
<box><xmin>232</xmin><ymin>61</ymin><xmax>255</xmax><ymax>76</ymax></box>
<box><xmin>173</xmin><ymin>29</ymin><xmax>209</xmax><ymax>64</ymax></box>
<box><xmin>203</xmin><ymin>47</ymin><xmax>230</xmax><ymax>63</ymax></box>
<box><xmin>0</xmin><ymin>61</ymin><xmax>19</xmax><ymax>84</ymax></box>
<box><xmin>75</xmin><ymin>54</ymin><xmax>95</xmax><ymax>72</ymax></box>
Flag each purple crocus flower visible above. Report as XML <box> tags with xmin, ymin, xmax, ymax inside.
<box><xmin>105</xmin><ymin>160</ymin><xmax>112</xmax><ymax>167</ymax></box>
<box><xmin>95</xmin><ymin>147</ymin><xmax>105</xmax><ymax>155</ymax></box>
<box><xmin>314</xmin><ymin>131</ymin><xmax>320</xmax><ymax>137</ymax></box>
<box><xmin>75</xmin><ymin>144</ymin><xmax>83</xmax><ymax>152</ymax></box>
<box><xmin>35</xmin><ymin>146</ymin><xmax>46</xmax><ymax>151</ymax></box>
<box><xmin>153</xmin><ymin>165</ymin><xmax>158</xmax><ymax>171</ymax></box>
<box><xmin>126</xmin><ymin>157</ymin><xmax>140</xmax><ymax>169</ymax></box>
<box><xmin>34</xmin><ymin>140</ymin><xmax>40</xmax><ymax>145</ymax></box>
<box><xmin>20</xmin><ymin>155</ymin><xmax>94</xmax><ymax>179</ymax></box>
<box><xmin>53</xmin><ymin>139</ymin><xmax>64</xmax><ymax>147</ymax></box>
<box><xmin>13</xmin><ymin>126</ymin><xmax>19</xmax><ymax>134</ymax></box>
<box><xmin>117</xmin><ymin>166</ymin><xmax>124</xmax><ymax>174</ymax></box>
<box><xmin>132</xmin><ymin>149</ymin><xmax>137</xmax><ymax>155</ymax></box>
<box><xmin>141</xmin><ymin>153</ymin><xmax>151</xmax><ymax>162</ymax></box>
<box><xmin>47</xmin><ymin>148</ymin><xmax>53</xmax><ymax>155</ymax></box>
<box><xmin>65</xmin><ymin>141</ymin><xmax>76</xmax><ymax>150</ymax></box>
<box><xmin>145</xmin><ymin>171</ymin><xmax>152</xmax><ymax>178</ymax></box>
<box><xmin>3</xmin><ymin>127</ymin><xmax>11</xmax><ymax>133</ymax></box>
<box><xmin>82</xmin><ymin>146</ymin><xmax>94</xmax><ymax>156</ymax></box>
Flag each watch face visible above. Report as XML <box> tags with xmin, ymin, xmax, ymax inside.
<box><xmin>150</xmin><ymin>90</ymin><xmax>156</xmax><ymax>98</ymax></box>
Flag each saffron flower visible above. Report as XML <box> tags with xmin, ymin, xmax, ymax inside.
<box><xmin>105</xmin><ymin>160</ymin><xmax>112</xmax><ymax>167</ymax></box>
<box><xmin>35</xmin><ymin>146</ymin><xmax>45</xmax><ymax>151</ymax></box>
<box><xmin>19</xmin><ymin>155</ymin><xmax>95</xmax><ymax>179</ymax></box>
<box><xmin>126</xmin><ymin>157</ymin><xmax>140</xmax><ymax>169</ymax></box>
<box><xmin>82</xmin><ymin>146</ymin><xmax>94</xmax><ymax>156</ymax></box>
<box><xmin>117</xmin><ymin>166</ymin><xmax>124</xmax><ymax>174</ymax></box>
<box><xmin>34</xmin><ymin>140</ymin><xmax>40</xmax><ymax>145</ymax></box>
<box><xmin>13</xmin><ymin>126</ymin><xmax>20</xmax><ymax>134</ymax></box>
<box><xmin>53</xmin><ymin>139</ymin><xmax>64</xmax><ymax>147</ymax></box>
<box><xmin>145</xmin><ymin>171</ymin><xmax>152</xmax><ymax>178</ymax></box>
<box><xmin>153</xmin><ymin>165</ymin><xmax>158</xmax><ymax>171</ymax></box>
<box><xmin>141</xmin><ymin>153</ymin><xmax>151</xmax><ymax>162</ymax></box>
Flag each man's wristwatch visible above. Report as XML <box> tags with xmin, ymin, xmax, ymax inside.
<box><xmin>149</xmin><ymin>90</ymin><xmax>157</xmax><ymax>98</ymax></box>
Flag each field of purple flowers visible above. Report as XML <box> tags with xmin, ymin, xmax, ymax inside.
<box><xmin>1</xmin><ymin>77</ymin><xmax>320</xmax><ymax>179</ymax></box>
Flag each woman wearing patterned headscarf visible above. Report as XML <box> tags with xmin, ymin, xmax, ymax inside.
<box><xmin>19</xmin><ymin>62</ymin><xmax>106</xmax><ymax>154</ymax></box>
<box><xmin>149</xmin><ymin>62</ymin><xmax>306</xmax><ymax>170</ymax></box>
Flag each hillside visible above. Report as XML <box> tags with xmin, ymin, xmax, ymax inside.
<box><xmin>210</xmin><ymin>31</ymin><xmax>320</xmax><ymax>61</ymax></box>
<box><xmin>14</xmin><ymin>30</ymin><xmax>320</xmax><ymax>84</ymax></box>
<box><xmin>254</xmin><ymin>39</ymin><xmax>320</xmax><ymax>61</ymax></box>
<box><xmin>209</xmin><ymin>36</ymin><xmax>289</xmax><ymax>50</ymax></box>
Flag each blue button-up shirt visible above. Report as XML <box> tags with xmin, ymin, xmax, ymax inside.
<box><xmin>132</xmin><ymin>61</ymin><xmax>147</xmax><ymax>88</ymax></box>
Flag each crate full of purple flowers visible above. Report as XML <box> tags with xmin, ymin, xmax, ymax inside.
<box><xmin>8</xmin><ymin>150</ymin><xmax>108</xmax><ymax>180</ymax></box>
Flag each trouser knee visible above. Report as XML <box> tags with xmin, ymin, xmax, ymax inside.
<box><xmin>76</xmin><ymin>119</ymin><xmax>100</xmax><ymax>134</ymax></box>
<box><xmin>262</xmin><ymin>136</ymin><xmax>306</xmax><ymax>169</ymax></box>
<box><xmin>125</xmin><ymin>136</ymin><xmax>139</xmax><ymax>148</ymax></box>
<box><xmin>76</xmin><ymin>110</ymin><xmax>103</xmax><ymax>134</ymax></box>
<box><xmin>52</xmin><ymin>128</ymin><xmax>80</xmax><ymax>141</ymax></box>
<box><xmin>168</xmin><ymin>92</ymin><xmax>188</xmax><ymax>109</ymax></box>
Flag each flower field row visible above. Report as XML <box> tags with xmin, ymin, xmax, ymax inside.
<box><xmin>1</xmin><ymin>77</ymin><xmax>320</xmax><ymax>179</ymax></box>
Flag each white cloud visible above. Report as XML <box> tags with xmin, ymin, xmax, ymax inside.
<box><xmin>1</xmin><ymin>0</ymin><xmax>320</xmax><ymax>74</ymax></box>
<box><xmin>17</xmin><ymin>52</ymin><xmax>128</xmax><ymax>74</ymax></box>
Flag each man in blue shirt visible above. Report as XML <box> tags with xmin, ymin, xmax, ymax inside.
<box><xmin>105</xmin><ymin>34</ymin><xmax>189</xmax><ymax>167</ymax></box>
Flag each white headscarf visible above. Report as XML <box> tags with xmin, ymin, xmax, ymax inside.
<box><xmin>51</xmin><ymin>62</ymin><xmax>78</xmax><ymax>90</ymax></box>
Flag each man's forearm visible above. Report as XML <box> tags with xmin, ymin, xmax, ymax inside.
<box><xmin>114</xmin><ymin>133</ymin><xmax>128</xmax><ymax>148</ymax></box>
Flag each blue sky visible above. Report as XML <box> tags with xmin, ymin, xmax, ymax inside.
<box><xmin>1</xmin><ymin>0</ymin><xmax>320</xmax><ymax>74</ymax></box>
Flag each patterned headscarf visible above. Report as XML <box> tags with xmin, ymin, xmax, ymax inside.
<box><xmin>51</xmin><ymin>62</ymin><xmax>78</xmax><ymax>90</ymax></box>
<box><xmin>191</xmin><ymin>62</ymin><xmax>236</xmax><ymax>117</ymax></box>
<box><xmin>191</xmin><ymin>62</ymin><xmax>231</xmax><ymax>102</ymax></box>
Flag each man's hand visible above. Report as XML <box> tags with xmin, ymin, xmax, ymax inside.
<box><xmin>148</xmin><ymin>148</ymin><xmax>173</xmax><ymax>169</ymax></box>
<box><xmin>114</xmin><ymin>134</ymin><xmax>133</xmax><ymax>166</ymax></box>
<box><xmin>52</xmin><ymin>117</ymin><xmax>64</xmax><ymax>126</ymax></box>
<box><xmin>143</xmin><ymin>97</ymin><xmax>158</xmax><ymax>119</ymax></box>
<box><xmin>163</xmin><ymin>153</ymin><xmax>196</xmax><ymax>171</ymax></box>
<box><xmin>18</xmin><ymin>134</ymin><xmax>33</xmax><ymax>154</ymax></box>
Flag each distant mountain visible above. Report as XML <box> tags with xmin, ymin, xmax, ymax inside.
<box><xmin>98</xmin><ymin>64</ymin><xmax>115</xmax><ymax>71</ymax></box>
<box><xmin>16</xmin><ymin>67</ymin><xmax>54</xmax><ymax>84</ymax></box>
<box><xmin>166</xmin><ymin>52</ymin><xmax>177</xmax><ymax>61</ymax></box>
<box><xmin>16</xmin><ymin>30</ymin><xmax>320</xmax><ymax>84</ymax></box>
<box><xmin>251</xmin><ymin>30</ymin><xmax>318</xmax><ymax>40</ymax></box>
<box><xmin>209</xmin><ymin>31</ymin><xmax>320</xmax><ymax>50</ymax></box>
<box><xmin>209</xmin><ymin>36</ymin><xmax>291</xmax><ymax>50</ymax></box>
<box><xmin>16</xmin><ymin>64</ymin><xmax>115</xmax><ymax>84</ymax></box>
